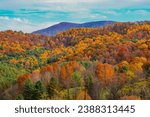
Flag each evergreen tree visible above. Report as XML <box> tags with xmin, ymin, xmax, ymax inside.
<box><xmin>34</xmin><ymin>81</ymin><xmax>47</xmax><ymax>100</ymax></box>
<box><xmin>47</xmin><ymin>77</ymin><xmax>58</xmax><ymax>99</ymax></box>
<box><xmin>22</xmin><ymin>79</ymin><xmax>35</xmax><ymax>100</ymax></box>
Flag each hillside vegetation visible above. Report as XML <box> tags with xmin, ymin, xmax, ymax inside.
<box><xmin>0</xmin><ymin>21</ymin><xmax>150</xmax><ymax>100</ymax></box>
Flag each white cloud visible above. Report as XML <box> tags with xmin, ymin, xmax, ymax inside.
<box><xmin>3</xmin><ymin>16</ymin><xmax>29</xmax><ymax>22</ymax></box>
<box><xmin>0</xmin><ymin>16</ymin><xmax>56</xmax><ymax>33</ymax></box>
<box><xmin>0</xmin><ymin>16</ymin><xmax>29</xmax><ymax>23</ymax></box>
<box><xmin>70</xmin><ymin>11</ymin><xmax>108</xmax><ymax>22</ymax></box>
<box><xmin>0</xmin><ymin>16</ymin><xmax>9</xmax><ymax>20</ymax></box>
<box><xmin>105</xmin><ymin>10</ymin><xmax>119</xmax><ymax>15</ymax></box>
<box><xmin>91</xmin><ymin>14</ymin><xmax>108</xmax><ymax>19</ymax></box>
<box><xmin>135</xmin><ymin>10</ymin><xmax>150</xmax><ymax>15</ymax></box>
<box><xmin>126</xmin><ymin>9</ymin><xmax>150</xmax><ymax>16</ymax></box>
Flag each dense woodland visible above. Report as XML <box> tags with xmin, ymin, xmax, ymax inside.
<box><xmin>0</xmin><ymin>21</ymin><xmax>150</xmax><ymax>100</ymax></box>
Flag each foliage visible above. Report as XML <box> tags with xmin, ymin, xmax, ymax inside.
<box><xmin>0</xmin><ymin>21</ymin><xmax>150</xmax><ymax>99</ymax></box>
<box><xmin>0</xmin><ymin>62</ymin><xmax>26</xmax><ymax>92</ymax></box>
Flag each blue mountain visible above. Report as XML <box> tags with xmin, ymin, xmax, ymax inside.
<box><xmin>33</xmin><ymin>21</ymin><xmax>115</xmax><ymax>36</ymax></box>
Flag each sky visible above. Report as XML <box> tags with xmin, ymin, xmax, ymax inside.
<box><xmin>0</xmin><ymin>0</ymin><xmax>150</xmax><ymax>33</ymax></box>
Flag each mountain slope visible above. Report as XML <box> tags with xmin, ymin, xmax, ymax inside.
<box><xmin>33</xmin><ymin>22</ymin><xmax>79</xmax><ymax>36</ymax></box>
<box><xmin>33</xmin><ymin>21</ymin><xmax>115</xmax><ymax>36</ymax></box>
<box><xmin>78</xmin><ymin>21</ymin><xmax>115</xmax><ymax>27</ymax></box>
<box><xmin>0</xmin><ymin>21</ymin><xmax>150</xmax><ymax>100</ymax></box>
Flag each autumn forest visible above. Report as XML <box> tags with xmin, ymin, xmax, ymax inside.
<box><xmin>0</xmin><ymin>21</ymin><xmax>150</xmax><ymax>100</ymax></box>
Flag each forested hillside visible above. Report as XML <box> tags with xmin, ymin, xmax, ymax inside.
<box><xmin>0</xmin><ymin>21</ymin><xmax>150</xmax><ymax>100</ymax></box>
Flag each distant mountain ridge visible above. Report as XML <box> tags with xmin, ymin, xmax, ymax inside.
<box><xmin>33</xmin><ymin>21</ymin><xmax>115</xmax><ymax>36</ymax></box>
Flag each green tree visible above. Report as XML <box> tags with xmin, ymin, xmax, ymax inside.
<box><xmin>22</xmin><ymin>79</ymin><xmax>35</xmax><ymax>100</ymax></box>
<box><xmin>71</xmin><ymin>71</ymin><xmax>82</xmax><ymax>87</ymax></box>
<box><xmin>71</xmin><ymin>72</ymin><xmax>82</xmax><ymax>99</ymax></box>
<box><xmin>16</xmin><ymin>94</ymin><xmax>24</xmax><ymax>100</ymax></box>
<box><xmin>120</xmin><ymin>65</ymin><xmax>128</xmax><ymax>73</ymax></box>
<box><xmin>34</xmin><ymin>81</ymin><xmax>47</xmax><ymax>100</ymax></box>
<box><xmin>47</xmin><ymin>77</ymin><xmax>59</xmax><ymax>99</ymax></box>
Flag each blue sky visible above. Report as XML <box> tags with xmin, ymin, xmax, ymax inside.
<box><xmin>0</xmin><ymin>0</ymin><xmax>150</xmax><ymax>32</ymax></box>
